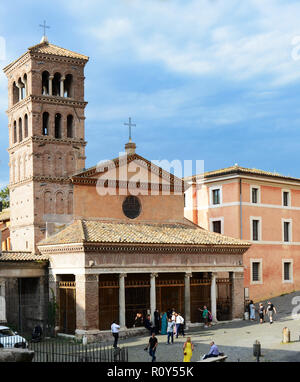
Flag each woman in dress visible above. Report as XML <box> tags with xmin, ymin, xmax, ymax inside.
<box><xmin>183</xmin><ymin>337</ymin><xmax>194</xmax><ymax>362</ymax></box>
<box><xmin>160</xmin><ymin>312</ymin><xmax>167</xmax><ymax>335</ymax></box>
<box><xmin>249</xmin><ymin>300</ymin><xmax>256</xmax><ymax>320</ymax></box>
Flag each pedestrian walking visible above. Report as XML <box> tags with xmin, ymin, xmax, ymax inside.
<box><xmin>166</xmin><ymin>317</ymin><xmax>175</xmax><ymax>344</ymax></box>
<box><xmin>175</xmin><ymin>313</ymin><xmax>182</xmax><ymax>338</ymax></box>
<box><xmin>258</xmin><ymin>303</ymin><xmax>265</xmax><ymax>324</ymax></box>
<box><xmin>201</xmin><ymin>341</ymin><xmax>221</xmax><ymax>360</ymax></box>
<box><xmin>145</xmin><ymin>332</ymin><xmax>158</xmax><ymax>362</ymax></box>
<box><xmin>177</xmin><ymin>313</ymin><xmax>185</xmax><ymax>336</ymax></box>
<box><xmin>198</xmin><ymin>305</ymin><xmax>209</xmax><ymax>328</ymax></box>
<box><xmin>266</xmin><ymin>301</ymin><xmax>277</xmax><ymax>324</ymax></box>
<box><xmin>249</xmin><ymin>300</ymin><xmax>256</xmax><ymax>320</ymax></box>
<box><xmin>111</xmin><ymin>320</ymin><xmax>120</xmax><ymax>348</ymax></box>
<box><xmin>183</xmin><ymin>337</ymin><xmax>194</xmax><ymax>362</ymax></box>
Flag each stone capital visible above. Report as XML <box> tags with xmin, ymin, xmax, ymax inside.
<box><xmin>185</xmin><ymin>272</ymin><xmax>192</xmax><ymax>279</ymax></box>
<box><xmin>150</xmin><ymin>273</ymin><xmax>158</xmax><ymax>278</ymax></box>
<box><xmin>119</xmin><ymin>273</ymin><xmax>127</xmax><ymax>279</ymax></box>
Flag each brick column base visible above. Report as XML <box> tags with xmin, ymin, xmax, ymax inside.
<box><xmin>230</xmin><ymin>272</ymin><xmax>244</xmax><ymax>319</ymax></box>
<box><xmin>75</xmin><ymin>274</ymin><xmax>99</xmax><ymax>331</ymax></box>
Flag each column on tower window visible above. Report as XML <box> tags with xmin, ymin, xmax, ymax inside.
<box><xmin>60</xmin><ymin>76</ymin><xmax>65</xmax><ymax>97</ymax></box>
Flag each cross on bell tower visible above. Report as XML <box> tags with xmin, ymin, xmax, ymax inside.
<box><xmin>124</xmin><ymin>117</ymin><xmax>136</xmax><ymax>155</ymax></box>
<box><xmin>39</xmin><ymin>20</ymin><xmax>50</xmax><ymax>43</ymax></box>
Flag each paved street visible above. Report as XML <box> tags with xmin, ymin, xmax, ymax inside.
<box><xmin>118</xmin><ymin>291</ymin><xmax>300</xmax><ymax>362</ymax></box>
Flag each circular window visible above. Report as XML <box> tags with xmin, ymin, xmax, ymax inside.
<box><xmin>122</xmin><ymin>196</ymin><xmax>141</xmax><ymax>219</ymax></box>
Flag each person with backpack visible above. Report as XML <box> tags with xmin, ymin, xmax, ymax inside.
<box><xmin>258</xmin><ymin>303</ymin><xmax>265</xmax><ymax>324</ymax></box>
<box><xmin>266</xmin><ymin>301</ymin><xmax>277</xmax><ymax>324</ymax></box>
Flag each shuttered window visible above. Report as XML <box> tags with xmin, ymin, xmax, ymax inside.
<box><xmin>252</xmin><ymin>262</ymin><xmax>260</xmax><ymax>282</ymax></box>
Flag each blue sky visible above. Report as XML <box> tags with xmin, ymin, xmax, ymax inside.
<box><xmin>1</xmin><ymin>0</ymin><xmax>300</xmax><ymax>186</ymax></box>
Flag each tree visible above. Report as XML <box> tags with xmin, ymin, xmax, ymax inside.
<box><xmin>0</xmin><ymin>186</ymin><xmax>9</xmax><ymax>209</ymax></box>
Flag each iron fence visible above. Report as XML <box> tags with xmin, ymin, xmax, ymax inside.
<box><xmin>0</xmin><ymin>335</ymin><xmax>128</xmax><ymax>362</ymax></box>
<box><xmin>29</xmin><ymin>340</ymin><xmax>128</xmax><ymax>362</ymax></box>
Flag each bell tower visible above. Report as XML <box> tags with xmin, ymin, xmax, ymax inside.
<box><xmin>3</xmin><ymin>37</ymin><xmax>89</xmax><ymax>252</ymax></box>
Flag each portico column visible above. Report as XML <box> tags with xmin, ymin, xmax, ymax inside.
<box><xmin>230</xmin><ymin>272</ymin><xmax>244</xmax><ymax>319</ymax></box>
<box><xmin>150</xmin><ymin>273</ymin><xmax>158</xmax><ymax>322</ymax></box>
<box><xmin>210</xmin><ymin>273</ymin><xmax>218</xmax><ymax>322</ymax></box>
<box><xmin>48</xmin><ymin>75</ymin><xmax>54</xmax><ymax>96</ymax></box>
<box><xmin>119</xmin><ymin>273</ymin><xmax>127</xmax><ymax>328</ymax></box>
<box><xmin>184</xmin><ymin>273</ymin><xmax>192</xmax><ymax>325</ymax></box>
<box><xmin>60</xmin><ymin>76</ymin><xmax>65</xmax><ymax>97</ymax></box>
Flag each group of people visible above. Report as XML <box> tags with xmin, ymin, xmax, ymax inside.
<box><xmin>248</xmin><ymin>300</ymin><xmax>277</xmax><ymax>324</ymax></box>
<box><xmin>142</xmin><ymin>308</ymin><xmax>185</xmax><ymax>339</ymax></box>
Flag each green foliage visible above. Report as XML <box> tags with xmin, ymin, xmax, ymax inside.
<box><xmin>0</xmin><ymin>186</ymin><xmax>9</xmax><ymax>209</ymax></box>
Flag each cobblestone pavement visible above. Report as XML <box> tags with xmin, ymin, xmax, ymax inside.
<box><xmin>117</xmin><ymin>291</ymin><xmax>300</xmax><ymax>362</ymax></box>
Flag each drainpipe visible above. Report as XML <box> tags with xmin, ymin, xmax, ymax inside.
<box><xmin>192</xmin><ymin>182</ymin><xmax>198</xmax><ymax>225</ymax></box>
<box><xmin>240</xmin><ymin>178</ymin><xmax>242</xmax><ymax>240</ymax></box>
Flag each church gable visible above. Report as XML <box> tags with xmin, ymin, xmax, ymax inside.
<box><xmin>72</xmin><ymin>153</ymin><xmax>187</xmax><ymax>194</ymax></box>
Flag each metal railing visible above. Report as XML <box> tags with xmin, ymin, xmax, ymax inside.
<box><xmin>0</xmin><ymin>335</ymin><xmax>128</xmax><ymax>362</ymax></box>
<box><xmin>28</xmin><ymin>339</ymin><xmax>128</xmax><ymax>362</ymax></box>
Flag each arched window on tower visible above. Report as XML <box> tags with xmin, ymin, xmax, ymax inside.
<box><xmin>42</xmin><ymin>71</ymin><xmax>50</xmax><ymax>95</ymax></box>
<box><xmin>13</xmin><ymin>121</ymin><xmax>17</xmax><ymax>144</ymax></box>
<box><xmin>12</xmin><ymin>82</ymin><xmax>19</xmax><ymax>105</ymax></box>
<box><xmin>67</xmin><ymin>115</ymin><xmax>74</xmax><ymax>138</ymax></box>
<box><xmin>24</xmin><ymin>114</ymin><xmax>28</xmax><ymax>138</ymax></box>
<box><xmin>18</xmin><ymin>117</ymin><xmax>23</xmax><ymax>142</ymax></box>
<box><xmin>64</xmin><ymin>74</ymin><xmax>73</xmax><ymax>98</ymax></box>
<box><xmin>55</xmin><ymin>113</ymin><xmax>62</xmax><ymax>139</ymax></box>
<box><xmin>52</xmin><ymin>72</ymin><xmax>61</xmax><ymax>96</ymax></box>
<box><xmin>42</xmin><ymin>112</ymin><xmax>49</xmax><ymax>136</ymax></box>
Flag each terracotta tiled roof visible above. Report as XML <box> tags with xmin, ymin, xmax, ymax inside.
<box><xmin>28</xmin><ymin>41</ymin><xmax>89</xmax><ymax>61</ymax></box>
<box><xmin>0</xmin><ymin>208</ymin><xmax>10</xmax><ymax>222</ymax></box>
<box><xmin>185</xmin><ymin>165</ymin><xmax>300</xmax><ymax>183</ymax></box>
<box><xmin>38</xmin><ymin>219</ymin><xmax>250</xmax><ymax>247</ymax></box>
<box><xmin>0</xmin><ymin>251</ymin><xmax>48</xmax><ymax>261</ymax></box>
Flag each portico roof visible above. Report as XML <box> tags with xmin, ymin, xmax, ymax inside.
<box><xmin>38</xmin><ymin>219</ymin><xmax>250</xmax><ymax>248</ymax></box>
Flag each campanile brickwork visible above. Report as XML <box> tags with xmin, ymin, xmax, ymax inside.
<box><xmin>3</xmin><ymin>40</ymin><xmax>89</xmax><ymax>252</ymax></box>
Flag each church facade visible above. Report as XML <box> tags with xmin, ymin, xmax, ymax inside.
<box><xmin>1</xmin><ymin>37</ymin><xmax>250</xmax><ymax>338</ymax></box>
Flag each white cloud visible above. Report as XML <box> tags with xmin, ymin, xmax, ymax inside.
<box><xmin>68</xmin><ymin>0</ymin><xmax>300</xmax><ymax>86</ymax></box>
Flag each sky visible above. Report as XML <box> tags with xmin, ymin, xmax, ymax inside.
<box><xmin>1</xmin><ymin>0</ymin><xmax>300</xmax><ymax>186</ymax></box>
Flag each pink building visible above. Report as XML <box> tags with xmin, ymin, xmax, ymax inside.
<box><xmin>184</xmin><ymin>165</ymin><xmax>300</xmax><ymax>302</ymax></box>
